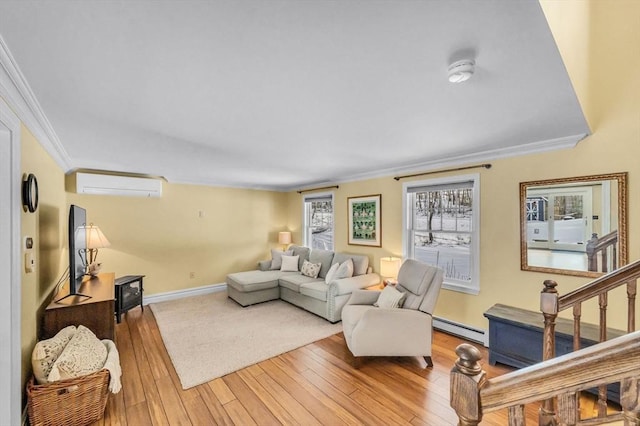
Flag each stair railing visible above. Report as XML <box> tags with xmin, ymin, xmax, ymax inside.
<box><xmin>586</xmin><ymin>230</ymin><xmax>618</xmax><ymax>273</ymax></box>
<box><xmin>450</xmin><ymin>332</ymin><xmax>640</xmax><ymax>425</ymax></box>
<box><xmin>540</xmin><ymin>258</ymin><xmax>640</xmax><ymax>424</ymax></box>
<box><xmin>450</xmin><ymin>258</ymin><xmax>640</xmax><ymax>425</ymax></box>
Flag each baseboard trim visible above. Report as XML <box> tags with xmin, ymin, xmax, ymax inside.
<box><xmin>144</xmin><ymin>283</ymin><xmax>227</xmax><ymax>306</ymax></box>
<box><xmin>433</xmin><ymin>316</ymin><xmax>488</xmax><ymax>347</ymax></box>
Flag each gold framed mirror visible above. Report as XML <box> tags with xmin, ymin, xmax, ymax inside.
<box><xmin>520</xmin><ymin>172</ymin><xmax>627</xmax><ymax>277</ymax></box>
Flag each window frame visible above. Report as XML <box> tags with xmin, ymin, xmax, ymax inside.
<box><xmin>402</xmin><ymin>173</ymin><xmax>480</xmax><ymax>295</ymax></box>
<box><xmin>302</xmin><ymin>191</ymin><xmax>335</xmax><ymax>251</ymax></box>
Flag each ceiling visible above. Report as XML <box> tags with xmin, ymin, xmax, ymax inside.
<box><xmin>0</xmin><ymin>1</ymin><xmax>589</xmax><ymax>191</ymax></box>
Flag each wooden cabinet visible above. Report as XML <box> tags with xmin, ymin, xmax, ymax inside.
<box><xmin>42</xmin><ymin>273</ymin><xmax>115</xmax><ymax>340</ymax></box>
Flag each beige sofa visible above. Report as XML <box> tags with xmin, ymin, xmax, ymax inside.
<box><xmin>226</xmin><ymin>245</ymin><xmax>380</xmax><ymax>323</ymax></box>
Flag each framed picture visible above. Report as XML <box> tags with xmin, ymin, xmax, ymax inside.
<box><xmin>348</xmin><ymin>194</ymin><xmax>381</xmax><ymax>247</ymax></box>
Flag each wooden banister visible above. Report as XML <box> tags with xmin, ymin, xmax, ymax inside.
<box><xmin>586</xmin><ymin>231</ymin><xmax>618</xmax><ymax>273</ymax></box>
<box><xmin>451</xmin><ymin>259</ymin><xmax>640</xmax><ymax>425</ymax></box>
<box><xmin>450</xmin><ymin>332</ymin><xmax>640</xmax><ymax>425</ymax></box>
<box><xmin>557</xmin><ymin>259</ymin><xmax>640</xmax><ymax>311</ymax></box>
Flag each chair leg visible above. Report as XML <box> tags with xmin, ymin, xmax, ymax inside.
<box><xmin>424</xmin><ymin>356</ymin><xmax>433</xmax><ymax>368</ymax></box>
<box><xmin>352</xmin><ymin>357</ymin><xmax>363</xmax><ymax>369</ymax></box>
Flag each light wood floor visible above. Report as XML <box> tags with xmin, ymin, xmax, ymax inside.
<box><xmin>93</xmin><ymin>305</ymin><xmax>607</xmax><ymax>426</ymax></box>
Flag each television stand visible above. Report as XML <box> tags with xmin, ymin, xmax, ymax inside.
<box><xmin>54</xmin><ymin>292</ymin><xmax>91</xmax><ymax>304</ymax></box>
<box><xmin>42</xmin><ymin>273</ymin><xmax>115</xmax><ymax>340</ymax></box>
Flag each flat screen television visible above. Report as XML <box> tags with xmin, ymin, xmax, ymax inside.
<box><xmin>57</xmin><ymin>205</ymin><xmax>91</xmax><ymax>302</ymax></box>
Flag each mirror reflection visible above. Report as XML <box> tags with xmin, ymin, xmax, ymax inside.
<box><xmin>520</xmin><ymin>172</ymin><xmax>627</xmax><ymax>277</ymax></box>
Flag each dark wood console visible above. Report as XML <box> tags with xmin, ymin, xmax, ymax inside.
<box><xmin>42</xmin><ymin>273</ymin><xmax>115</xmax><ymax>340</ymax></box>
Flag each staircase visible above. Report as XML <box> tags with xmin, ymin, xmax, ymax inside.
<box><xmin>450</xmin><ymin>259</ymin><xmax>640</xmax><ymax>425</ymax></box>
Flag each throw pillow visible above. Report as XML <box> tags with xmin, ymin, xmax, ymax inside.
<box><xmin>301</xmin><ymin>260</ymin><xmax>321</xmax><ymax>278</ymax></box>
<box><xmin>47</xmin><ymin>325</ymin><xmax>108</xmax><ymax>382</ymax></box>
<box><xmin>270</xmin><ymin>249</ymin><xmax>292</xmax><ymax>270</ymax></box>
<box><xmin>280</xmin><ymin>255</ymin><xmax>300</xmax><ymax>272</ymax></box>
<box><xmin>32</xmin><ymin>325</ymin><xmax>77</xmax><ymax>384</ymax></box>
<box><xmin>335</xmin><ymin>258</ymin><xmax>354</xmax><ymax>280</ymax></box>
<box><xmin>324</xmin><ymin>262</ymin><xmax>340</xmax><ymax>284</ymax></box>
<box><xmin>374</xmin><ymin>285</ymin><xmax>406</xmax><ymax>309</ymax></box>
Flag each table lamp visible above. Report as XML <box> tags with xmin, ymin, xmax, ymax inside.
<box><xmin>380</xmin><ymin>257</ymin><xmax>401</xmax><ymax>286</ymax></box>
<box><xmin>85</xmin><ymin>224</ymin><xmax>110</xmax><ymax>275</ymax></box>
<box><xmin>278</xmin><ymin>231</ymin><xmax>292</xmax><ymax>251</ymax></box>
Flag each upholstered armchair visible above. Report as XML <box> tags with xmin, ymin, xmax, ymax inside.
<box><xmin>341</xmin><ymin>259</ymin><xmax>444</xmax><ymax>367</ymax></box>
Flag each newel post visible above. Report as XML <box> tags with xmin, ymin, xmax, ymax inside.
<box><xmin>540</xmin><ymin>280</ymin><xmax>559</xmax><ymax>426</ymax></box>
<box><xmin>450</xmin><ymin>344</ymin><xmax>486</xmax><ymax>426</ymax></box>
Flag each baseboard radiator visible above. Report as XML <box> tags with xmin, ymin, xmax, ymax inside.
<box><xmin>433</xmin><ymin>316</ymin><xmax>488</xmax><ymax>346</ymax></box>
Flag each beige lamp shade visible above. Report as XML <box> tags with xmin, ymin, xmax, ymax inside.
<box><xmin>278</xmin><ymin>231</ymin><xmax>292</xmax><ymax>245</ymax></box>
<box><xmin>380</xmin><ymin>256</ymin><xmax>402</xmax><ymax>280</ymax></box>
<box><xmin>85</xmin><ymin>225</ymin><xmax>111</xmax><ymax>249</ymax></box>
<box><xmin>83</xmin><ymin>224</ymin><xmax>110</xmax><ymax>267</ymax></box>
<box><xmin>278</xmin><ymin>231</ymin><xmax>292</xmax><ymax>251</ymax></box>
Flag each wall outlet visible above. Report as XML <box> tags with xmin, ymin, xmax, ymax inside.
<box><xmin>189</xmin><ymin>272</ymin><xmax>195</xmax><ymax>279</ymax></box>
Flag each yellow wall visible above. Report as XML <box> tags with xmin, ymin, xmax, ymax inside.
<box><xmin>20</xmin><ymin>124</ymin><xmax>68</xmax><ymax>388</ymax></box>
<box><xmin>288</xmin><ymin>1</ymin><xmax>640</xmax><ymax>330</ymax></box>
<box><xmin>15</xmin><ymin>0</ymin><xmax>640</xmax><ymax>394</ymax></box>
<box><xmin>66</xmin><ymin>183</ymin><xmax>289</xmax><ymax>295</ymax></box>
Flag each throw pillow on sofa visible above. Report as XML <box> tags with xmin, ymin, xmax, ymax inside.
<box><xmin>32</xmin><ymin>325</ymin><xmax>77</xmax><ymax>384</ymax></box>
<box><xmin>280</xmin><ymin>255</ymin><xmax>300</xmax><ymax>272</ymax></box>
<box><xmin>335</xmin><ymin>258</ymin><xmax>354</xmax><ymax>279</ymax></box>
<box><xmin>270</xmin><ymin>249</ymin><xmax>292</xmax><ymax>270</ymax></box>
<box><xmin>325</xmin><ymin>258</ymin><xmax>354</xmax><ymax>283</ymax></box>
<box><xmin>47</xmin><ymin>325</ymin><xmax>108</xmax><ymax>382</ymax></box>
<box><xmin>301</xmin><ymin>260</ymin><xmax>322</xmax><ymax>278</ymax></box>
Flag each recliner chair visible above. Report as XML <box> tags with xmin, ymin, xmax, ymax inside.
<box><xmin>341</xmin><ymin>259</ymin><xmax>444</xmax><ymax>367</ymax></box>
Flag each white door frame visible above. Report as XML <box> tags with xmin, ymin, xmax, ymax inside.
<box><xmin>0</xmin><ymin>97</ymin><xmax>22</xmax><ymax>425</ymax></box>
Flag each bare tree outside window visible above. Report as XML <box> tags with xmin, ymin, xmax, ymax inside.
<box><xmin>304</xmin><ymin>195</ymin><xmax>334</xmax><ymax>250</ymax></box>
<box><xmin>412</xmin><ymin>188</ymin><xmax>473</xmax><ymax>282</ymax></box>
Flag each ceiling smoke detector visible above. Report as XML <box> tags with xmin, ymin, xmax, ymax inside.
<box><xmin>448</xmin><ymin>59</ymin><xmax>475</xmax><ymax>83</ymax></box>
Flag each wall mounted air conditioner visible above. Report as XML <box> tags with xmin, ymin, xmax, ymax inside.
<box><xmin>76</xmin><ymin>172</ymin><xmax>162</xmax><ymax>197</ymax></box>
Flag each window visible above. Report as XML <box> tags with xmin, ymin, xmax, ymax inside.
<box><xmin>303</xmin><ymin>192</ymin><xmax>334</xmax><ymax>250</ymax></box>
<box><xmin>403</xmin><ymin>174</ymin><xmax>480</xmax><ymax>294</ymax></box>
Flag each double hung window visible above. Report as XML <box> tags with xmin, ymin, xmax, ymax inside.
<box><xmin>403</xmin><ymin>174</ymin><xmax>480</xmax><ymax>294</ymax></box>
<box><xmin>303</xmin><ymin>192</ymin><xmax>334</xmax><ymax>250</ymax></box>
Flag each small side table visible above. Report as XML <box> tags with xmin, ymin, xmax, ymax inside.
<box><xmin>114</xmin><ymin>275</ymin><xmax>145</xmax><ymax>323</ymax></box>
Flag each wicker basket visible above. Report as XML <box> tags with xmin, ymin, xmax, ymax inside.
<box><xmin>27</xmin><ymin>369</ymin><xmax>110</xmax><ymax>426</ymax></box>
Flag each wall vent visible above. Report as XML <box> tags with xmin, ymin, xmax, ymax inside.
<box><xmin>76</xmin><ymin>173</ymin><xmax>162</xmax><ymax>197</ymax></box>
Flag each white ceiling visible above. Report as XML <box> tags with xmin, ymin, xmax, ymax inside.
<box><xmin>0</xmin><ymin>0</ymin><xmax>589</xmax><ymax>191</ymax></box>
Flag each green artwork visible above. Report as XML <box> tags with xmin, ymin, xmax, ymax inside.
<box><xmin>352</xmin><ymin>201</ymin><xmax>377</xmax><ymax>240</ymax></box>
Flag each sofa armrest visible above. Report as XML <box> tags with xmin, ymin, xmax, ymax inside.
<box><xmin>257</xmin><ymin>260</ymin><xmax>272</xmax><ymax>271</ymax></box>
<box><xmin>356</xmin><ymin>308</ymin><xmax>431</xmax><ymax>339</ymax></box>
<box><xmin>329</xmin><ymin>273</ymin><xmax>380</xmax><ymax>296</ymax></box>
<box><xmin>347</xmin><ymin>289</ymin><xmax>380</xmax><ymax>306</ymax></box>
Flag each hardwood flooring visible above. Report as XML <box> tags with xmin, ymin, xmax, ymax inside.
<box><xmin>91</xmin><ymin>306</ymin><xmax>606</xmax><ymax>425</ymax></box>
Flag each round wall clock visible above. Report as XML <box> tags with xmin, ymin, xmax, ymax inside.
<box><xmin>22</xmin><ymin>173</ymin><xmax>39</xmax><ymax>213</ymax></box>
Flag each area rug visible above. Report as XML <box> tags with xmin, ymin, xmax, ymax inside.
<box><xmin>150</xmin><ymin>291</ymin><xmax>342</xmax><ymax>389</ymax></box>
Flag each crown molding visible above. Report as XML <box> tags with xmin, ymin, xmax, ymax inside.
<box><xmin>0</xmin><ymin>35</ymin><xmax>72</xmax><ymax>171</ymax></box>
<box><xmin>288</xmin><ymin>133</ymin><xmax>588</xmax><ymax>192</ymax></box>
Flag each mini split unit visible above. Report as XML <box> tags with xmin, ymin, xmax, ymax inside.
<box><xmin>76</xmin><ymin>172</ymin><xmax>162</xmax><ymax>197</ymax></box>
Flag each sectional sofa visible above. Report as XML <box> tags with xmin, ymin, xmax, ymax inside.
<box><xmin>226</xmin><ymin>245</ymin><xmax>380</xmax><ymax>322</ymax></box>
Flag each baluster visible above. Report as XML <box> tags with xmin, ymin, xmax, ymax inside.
<box><xmin>508</xmin><ymin>405</ymin><xmax>525</xmax><ymax>426</ymax></box>
<box><xmin>572</xmin><ymin>304</ymin><xmax>582</xmax><ymax>351</ymax></box>
<box><xmin>602</xmin><ymin>248</ymin><xmax>608</xmax><ymax>273</ymax></box>
<box><xmin>450</xmin><ymin>344</ymin><xmax>486</xmax><ymax>426</ymax></box>
<box><xmin>540</xmin><ymin>280</ymin><xmax>559</xmax><ymax>426</ymax></box>
<box><xmin>628</xmin><ymin>281</ymin><xmax>637</xmax><ymax>333</ymax></box>
<box><xmin>598</xmin><ymin>292</ymin><xmax>609</xmax><ymax>417</ymax></box>
<box><xmin>557</xmin><ymin>393</ymin><xmax>578</xmax><ymax>426</ymax></box>
<box><xmin>621</xmin><ymin>377</ymin><xmax>640</xmax><ymax>425</ymax></box>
